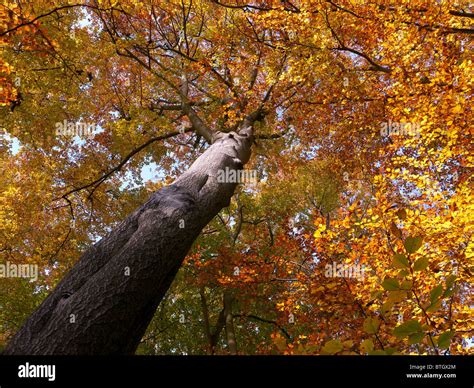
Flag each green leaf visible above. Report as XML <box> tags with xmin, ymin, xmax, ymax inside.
<box><xmin>400</xmin><ymin>280</ymin><xmax>413</xmax><ymax>290</ymax></box>
<box><xmin>443</xmin><ymin>288</ymin><xmax>454</xmax><ymax>298</ymax></box>
<box><xmin>368</xmin><ymin>350</ymin><xmax>386</xmax><ymax>355</ymax></box>
<box><xmin>381</xmin><ymin>301</ymin><xmax>394</xmax><ymax>314</ymax></box>
<box><xmin>321</xmin><ymin>339</ymin><xmax>343</xmax><ymax>355</ymax></box>
<box><xmin>398</xmin><ymin>269</ymin><xmax>410</xmax><ymax>278</ymax></box>
<box><xmin>404</xmin><ymin>236</ymin><xmax>423</xmax><ymax>254</ymax></box>
<box><xmin>413</xmin><ymin>257</ymin><xmax>429</xmax><ymax>271</ymax></box>
<box><xmin>361</xmin><ymin>339</ymin><xmax>374</xmax><ymax>353</ymax></box>
<box><xmin>444</xmin><ymin>275</ymin><xmax>457</xmax><ymax>297</ymax></box>
<box><xmin>430</xmin><ymin>285</ymin><xmax>443</xmax><ymax>303</ymax></box>
<box><xmin>370</xmin><ymin>290</ymin><xmax>383</xmax><ymax>300</ymax></box>
<box><xmin>393</xmin><ymin>253</ymin><xmax>409</xmax><ymax>269</ymax></box>
<box><xmin>426</xmin><ymin>300</ymin><xmax>442</xmax><ymax>313</ymax></box>
<box><xmin>387</xmin><ymin>290</ymin><xmax>407</xmax><ymax>303</ymax></box>
<box><xmin>342</xmin><ymin>340</ymin><xmax>354</xmax><ymax>348</ymax></box>
<box><xmin>445</xmin><ymin>275</ymin><xmax>456</xmax><ymax>289</ymax></box>
<box><xmin>382</xmin><ymin>277</ymin><xmax>400</xmax><ymax>291</ymax></box>
<box><xmin>393</xmin><ymin>320</ymin><xmax>422</xmax><ymax>338</ymax></box>
<box><xmin>363</xmin><ymin>317</ymin><xmax>380</xmax><ymax>334</ymax></box>
<box><xmin>408</xmin><ymin>332</ymin><xmax>424</xmax><ymax>344</ymax></box>
<box><xmin>437</xmin><ymin>331</ymin><xmax>454</xmax><ymax>349</ymax></box>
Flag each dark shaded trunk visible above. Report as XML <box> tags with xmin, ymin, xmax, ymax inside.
<box><xmin>199</xmin><ymin>286</ymin><xmax>214</xmax><ymax>354</ymax></box>
<box><xmin>199</xmin><ymin>286</ymin><xmax>226</xmax><ymax>355</ymax></box>
<box><xmin>224</xmin><ymin>291</ymin><xmax>237</xmax><ymax>355</ymax></box>
<box><xmin>4</xmin><ymin>128</ymin><xmax>253</xmax><ymax>355</ymax></box>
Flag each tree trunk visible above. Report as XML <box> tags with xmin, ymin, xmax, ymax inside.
<box><xmin>4</xmin><ymin>127</ymin><xmax>254</xmax><ymax>355</ymax></box>
<box><xmin>199</xmin><ymin>286</ymin><xmax>226</xmax><ymax>355</ymax></box>
<box><xmin>224</xmin><ymin>291</ymin><xmax>237</xmax><ymax>355</ymax></box>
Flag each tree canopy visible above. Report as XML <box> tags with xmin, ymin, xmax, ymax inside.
<box><xmin>0</xmin><ymin>0</ymin><xmax>472</xmax><ymax>355</ymax></box>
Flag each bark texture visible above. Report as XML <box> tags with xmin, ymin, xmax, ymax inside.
<box><xmin>4</xmin><ymin>127</ymin><xmax>253</xmax><ymax>355</ymax></box>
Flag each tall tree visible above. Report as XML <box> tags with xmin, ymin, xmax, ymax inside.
<box><xmin>1</xmin><ymin>0</ymin><xmax>471</xmax><ymax>355</ymax></box>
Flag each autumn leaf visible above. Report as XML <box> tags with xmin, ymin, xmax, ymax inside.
<box><xmin>390</xmin><ymin>222</ymin><xmax>403</xmax><ymax>239</ymax></box>
<box><xmin>413</xmin><ymin>257</ymin><xmax>429</xmax><ymax>272</ymax></box>
<box><xmin>393</xmin><ymin>320</ymin><xmax>422</xmax><ymax>338</ymax></box>
<box><xmin>404</xmin><ymin>236</ymin><xmax>423</xmax><ymax>254</ymax></box>
<box><xmin>321</xmin><ymin>339</ymin><xmax>344</xmax><ymax>355</ymax></box>
<box><xmin>408</xmin><ymin>332</ymin><xmax>424</xmax><ymax>345</ymax></box>
<box><xmin>363</xmin><ymin>317</ymin><xmax>380</xmax><ymax>334</ymax></box>
<box><xmin>382</xmin><ymin>278</ymin><xmax>400</xmax><ymax>291</ymax></box>
<box><xmin>1</xmin><ymin>0</ymin><xmax>472</xmax><ymax>357</ymax></box>
<box><xmin>396</xmin><ymin>209</ymin><xmax>407</xmax><ymax>221</ymax></box>
<box><xmin>430</xmin><ymin>285</ymin><xmax>444</xmax><ymax>304</ymax></box>
<box><xmin>392</xmin><ymin>253</ymin><xmax>409</xmax><ymax>269</ymax></box>
<box><xmin>361</xmin><ymin>339</ymin><xmax>374</xmax><ymax>353</ymax></box>
<box><xmin>437</xmin><ymin>331</ymin><xmax>454</xmax><ymax>349</ymax></box>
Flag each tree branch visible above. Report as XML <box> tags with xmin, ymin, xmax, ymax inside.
<box><xmin>56</xmin><ymin>128</ymin><xmax>192</xmax><ymax>201</ymax></box>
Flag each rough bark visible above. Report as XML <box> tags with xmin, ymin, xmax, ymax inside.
<box><xmin>4</xmin><ymin>126</ymin><xmax>254</xmax><ymax>355</ymax></box>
